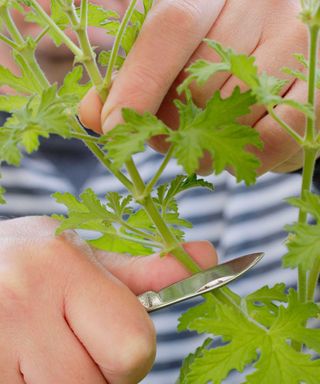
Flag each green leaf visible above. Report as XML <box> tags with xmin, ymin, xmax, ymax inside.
<box><xmin>287</xmin><ymin>191</ymin><xmax>320</xmax><ymax>221</ymax></box>
<box><xmin>283</xmin><ymin>222</ymin><xmax>320</xmax><ymax>272</ymax></box>
<box><xmin>156</xmin><ymin>174</ymin><xmax>214</xmax><ymax>214</ymax></box>
<box><xmin>58</xmin><ymin>66</ymin><xmax>92</xmax><ymax>102</ymax></box>
<box><xmin>181</xmin><ymin>40</ymin><xmax>314</xmax><ymax>117</ymax></box>
<box><xmin>53</xmin><ymin>188</ymin><xmax>114</xmax><ymax>234</ymax></box>
<box><xmin>179</xmin><ymin>290</ymin><xmax>320</xmax><ymax>383</ymax></box>
<box><xmin>283</xmin><ymin>192</ymin><xmax>320</xmax><ymax>272</ymax></box>
<box><xmin>177</xmin><ymin>338</ymin><xmax>212</xmax><ymax>384</ymax></box>
<box><xmin>169</xmin><ymin>88</ymin><xmax>262</xmax><ymax>185</ymax></box>
<box><xmin>105</xmin><ymin>192</ymin><xmax>133</xmax><ymax>217</ymax></box>
<box><xmin>0</xmin><ymin>65</ymin><xmax>38</xmax><ymax>94</ymax></box>
<box><xmin>0</xmin><ymin>95</ymin><xmax>28</xmax><ymax>112</ymax></box>
<box><xmin>89</xmin><ymin>229</ymin><xmax>153</xmax><ymax>256</ymax></box>
<box><xmin>102</xmin><ymin>109</ymin><xmax>169</xmax><ymax>167</ymax></box>
<box><xmin>246</xmin><ymin>283</ymin><xmax>288</xmax><ymax>304</ymax></box>
<box><xmin>98</xmin><ymin>50</ymin><xmax>125</xmax><ymax>69</ymax></box>
<box><xmin>85</xmin><ymin>3</ymin><xmax>119</xmax><ymax>28</ymax></box>
<box><xmin>0</xmin><ymin>86</ymin><xmax>73</xmax><ymax>165</ymax></box>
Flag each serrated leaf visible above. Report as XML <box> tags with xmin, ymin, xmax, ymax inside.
<box><xmin>85</xmin><ymin>3</ymin><xmax>119</xmax><ymax>28</ymax></box>
<box><xmin>89</xmin><ymin>230</ymin><xmax>153</xmax><ymax>256</ymax></box>
<box><xmin>283</xmin><ymin>222</ymin><xmax>320</xmax><ymax>272</ymax></box>
<box><xmin>0</xmin><ymin>65</ymin><xmax>38</xmax><ymax>94</ymax></box>
<box><xmin>102</xmin><ymin>109</ymin><xmax>169</xmax><ymax>167</ymax></box>
<box><xmin>98</xmin><ymin>50</ymin><xmax>125</xmax><ymax>69</ymax></box>
<box><xmin>0</xmin><ymin>86</ymin><xmax>73</xmax><ymax>165</ymax></box>
<box><xmin>58</xmin><ymin>66</ymin><xmax>92</xmax><ymax>102</ymax></box>
<box><xmin>177</xmin><ymin>338</ymin><xmax>212</xmax><ymax>384</ymax></box>
<box><xmin>53</xmin><ymin>189</ymin><xmax>114</xmax><ymax>234</ymax></box>
<box><xmin>0</xmin><ymin>95</ymin><xmax>28</xmax><ymax>112</ymax></box>
<box><xmin>246</xmin><ymin>283</ymin><xmax>288</xmax><ymax>304</ymax></box>
<box><xmin>169</xmin><ymin>88</ymin><xmax>262</xmax><ymax>185</ymax></box>
<box><xmin>106</xmin><ymin>192</ymin><xmax>133</xmax><ymax>217</ymax></box>
<box><xmin>287</xmin><ymin>191</ymin><xmax>320</xmax><ymax>221</ymax></box>
<box><xmin>180</xmin><ymin>290</ymin><xmax>320</xmax><ymax>384</ymax></box>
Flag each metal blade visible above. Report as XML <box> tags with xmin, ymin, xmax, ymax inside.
<box><xmin>138</xmin><ymin>252</ymin><xmax>264</xmax><ymax>312</ymax></box>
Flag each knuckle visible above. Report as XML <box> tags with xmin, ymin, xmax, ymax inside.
<box><xmin>0</xmin><ymin>273</ymin><xmax>30</xmax><ymax>322</ymax></box>
<box><xmin>107</xmin><ymin>316</ymin><xmax>156</xmax><ymax>378</ymax></box>
<box><xmin>163</xmin><ymin>0</ymin><xmax>203</xmax><ymax>35</ymax></box>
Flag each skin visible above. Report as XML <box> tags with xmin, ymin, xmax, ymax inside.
<box><xmin>0</xmin><ymin>217</ymin><xmax>217</xmax><ymax>384</ymax></box>
<box><xmin>79</xmin><ymin>0</ymin><xmax>319</xmax><ymax>175</ymax></box>
<box><xmin>0</xmin><ymin>1</ymin><xmax>218</xmax><ymax>382</ymax></box>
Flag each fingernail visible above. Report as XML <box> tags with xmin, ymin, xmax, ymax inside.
<box><xmin>102</xmin><ymin>108</ymin><xmax>123</xmax><ymax>134</ymax></box>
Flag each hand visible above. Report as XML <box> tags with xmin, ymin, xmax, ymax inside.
<box><xmin>0</xmin><ymin>216</ymin><xmax>217</xmax><ymax>384</ymax></box>
<box><xmin>80</xmin><ymin>0</ymin><xmax>312</xmax><ymax>175</ymax></box>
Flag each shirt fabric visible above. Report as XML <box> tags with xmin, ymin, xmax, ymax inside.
<box><xmin>0</xmin><ymin>112</ymin><xmax>313</xmax><ymax>383</ymax></box>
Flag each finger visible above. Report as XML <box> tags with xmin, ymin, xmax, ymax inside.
<box><xmin>19</xmin><ymin>317</ymin><xmax>107</xmax><ymax>384</ymax></box>
<box><xmin>93</xmin><ymin>240</ymin><xmax>218</xmax><ymax>295</ymax></box>
<box><xmin>63</xmin><ymin>249</ymin><xmax>156</xmax><ymax>384</ymax></box>
<box><xmin>179</xmin><ymin>0</ymin><xmax>266</xmax><ymax>108</ymax></box>
<box><xmin>78</xmin><ymin>87</ymin><xmax>104</xmax><ymax>134</ymax></box>
<box><xmin>252</xmin><ymin>79</ymin><xmax>312</xmax><ymax>174</ymax></box>
<box><xmin>220</xmin><ymin>28</ymin><xmax>308</xmax><ymax>127</ymax></box>
<box><xmin>271</xmin><ymin>149</ymin><xmax>304</xmax><ymax>173</ymax></box>
<box><xmin>101</xmin><ymin>0</ymin><xmax>226</xmax><ymax>133</ymax></box>
<box><xmin>0</xmin><ymin>353</ymin><xmax>25</xmax><ymax>384</ymax></box>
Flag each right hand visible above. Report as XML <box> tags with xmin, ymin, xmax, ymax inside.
<box><xmin>0</xmin><ymin>216</ymin><xmax>217</xmax><ymax>383</ymax></box>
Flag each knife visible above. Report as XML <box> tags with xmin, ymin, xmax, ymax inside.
<box><xmin>138</xmin><ymin>252</ymin><xmax>264</xmax><ymax>312</ymax></box>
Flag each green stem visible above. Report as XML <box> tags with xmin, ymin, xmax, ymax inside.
<box><xmin>144</xmin><ymin>146</ymin><xmax>175</xmax><ymax>196</ymax></box>
<box><xmin>65</xmin><ymin>0</ymin><xmax>105</xmax><ymax>96</ymax></box>
<box><xmin>28</xmin><ymin>0</ymin><xmax>83</xmax><ymax>57</ymax></box>
<box><xmin>0</xmin><ymin>6</ymin><xmax>24</xmax><ymax>45</ymax></box>
<box><xmin>34</xmin><ymin>26</ymin><xmax>50</xmax><ymax>45</ymax></box>
<box><xmin>103</xmin><ymin>0</ymin><xmax>138</xmax><ymax>90</ymax></box>
<box><xmin>298</xmin><ymin>148</ymin><xmax>318</xmax><ymax>303</ymax></box>
<box><xmin>0</xmin><ymin>32</ymin><xmax>19</xmax><ymax>49</ymax></box>
<box><xmin>307</xmin><ymin>258</ymin><xmax>320</xmax><ymax>301</ymax></box>
<box><xmin>70</xmin><ymin>119</ymin><xmax>134</xmax><ymax>191</ymax></box>
<box><xmin>0</xmin><ymin>6</ymin><xmax>49</xmax><ymax>90</ymax></box>
<box><xmin>125</xmin><ymin>158</ymin><xmax>202</xmax><ymax>271</ymax></box>
<box><xmin>105</xmin><ymin>230</ymin><xmax>161</xmax><ymax>248</ymax></box>
<box><xmin>119</xmin><ymin>219</ymin><xmax>159</xmax><ymax>242</ymax></box>
<box><xmin>69</xmin><ymin>132</ymin><xmax>102</xmax><ymax>144</ymax></box>
<box><xmin>268</xmin><ymin>108</ymin><xmax>304</xmax><ymax>145</ymax></box>
<box><xmin>305</xmin><ymin>25</ymin><xmax>319</xmax><ymax>142</ymax></box>
<box><xmin>297</xmin><ymin>25</ymin><xmax>319</xmax><ymax>304</ymax></box>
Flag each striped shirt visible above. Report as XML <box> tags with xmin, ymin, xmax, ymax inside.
<box><xmin>0</xmin><ymin>112</ymin><xmax>310</xmax><ymax>383</ymax></box>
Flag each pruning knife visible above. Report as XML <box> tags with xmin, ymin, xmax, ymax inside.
<box><xmin>138</xmin><ymin>252</ymin><xmax>264</xmax><ymax>312</ymax></box>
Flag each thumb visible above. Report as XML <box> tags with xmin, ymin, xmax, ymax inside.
<box><xmin>93</xmin><ymin>241</ymin><xmax>218</xmax><ymax>295</ymax></box>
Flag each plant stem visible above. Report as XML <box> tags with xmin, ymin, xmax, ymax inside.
<box><xmin>28</xmin><ymin>0</ymin><xmax>83</xmax><ymax>58</ymax></box>
<box><xmin>119</xmin><ymin>219</ymin><xmax>159</xmax><ymax>242</ymax></box>
<box><xmin>0</xmin><ymin>32</ymin><xmax>19</xmax><ymax>49</ymax></box>
<box><xmin>34</xmin><ymin>26</ymin><xmax>50</xmax><ymax>45</ymax></box>
<box><xmin>108</xmin><ymin>230</ymin><xmax>161</xmax><ymax>248</ymax></box>
<box><xmin>144</xmin><ymin>146</ymin><xmax>175</xmax><ymax>196</ymax></box>
<box><xmin>268</xmin><ymin>108</ymin><xmax>304</xmax><ymax>145</ymax></box>
<box><xmin>69</xmin><ymin>132</ymin><xmax>102</xmax><ymax>144</ymax></box>
<box><xmin>0</xmin><ymin>6</ymin><xmax>49</xmax><ymax>90</ymax></box>
<box><xmin>297</xmin><ymin>25</ymin><xmax>319</xmax><ymax>304</ymax></box>
<box><xmin>305</xmin><ymin>25</ymin><xmax>319</xmax><ymax>142</ymax></box>
<box><xmin>125</xmin><ymin>157</ymin><xmax>202</xmax><ymax>271</ymax></box>
<box><xmin>0</xmin><ymin>6</ymin><xmax>24</xmax><ymax>45</ymax></box>
<box><xmin>103</xmin><ymin>0</ymin><xmax>138</xmax><ymax>90</ymax></box>
<box><xmin>70</xmin><ymin>119</ymin><xmax>134</xmax><ymax>191</ymax></box>
<box><xmin>307</xmin><ymin>258</ymin><xmax>320</xmax><ymax>301</ymax></box>
<box><xmin>65</xmin><ymin>0</ymin><xmax>105</xmax><ymax>97</ymax></box>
